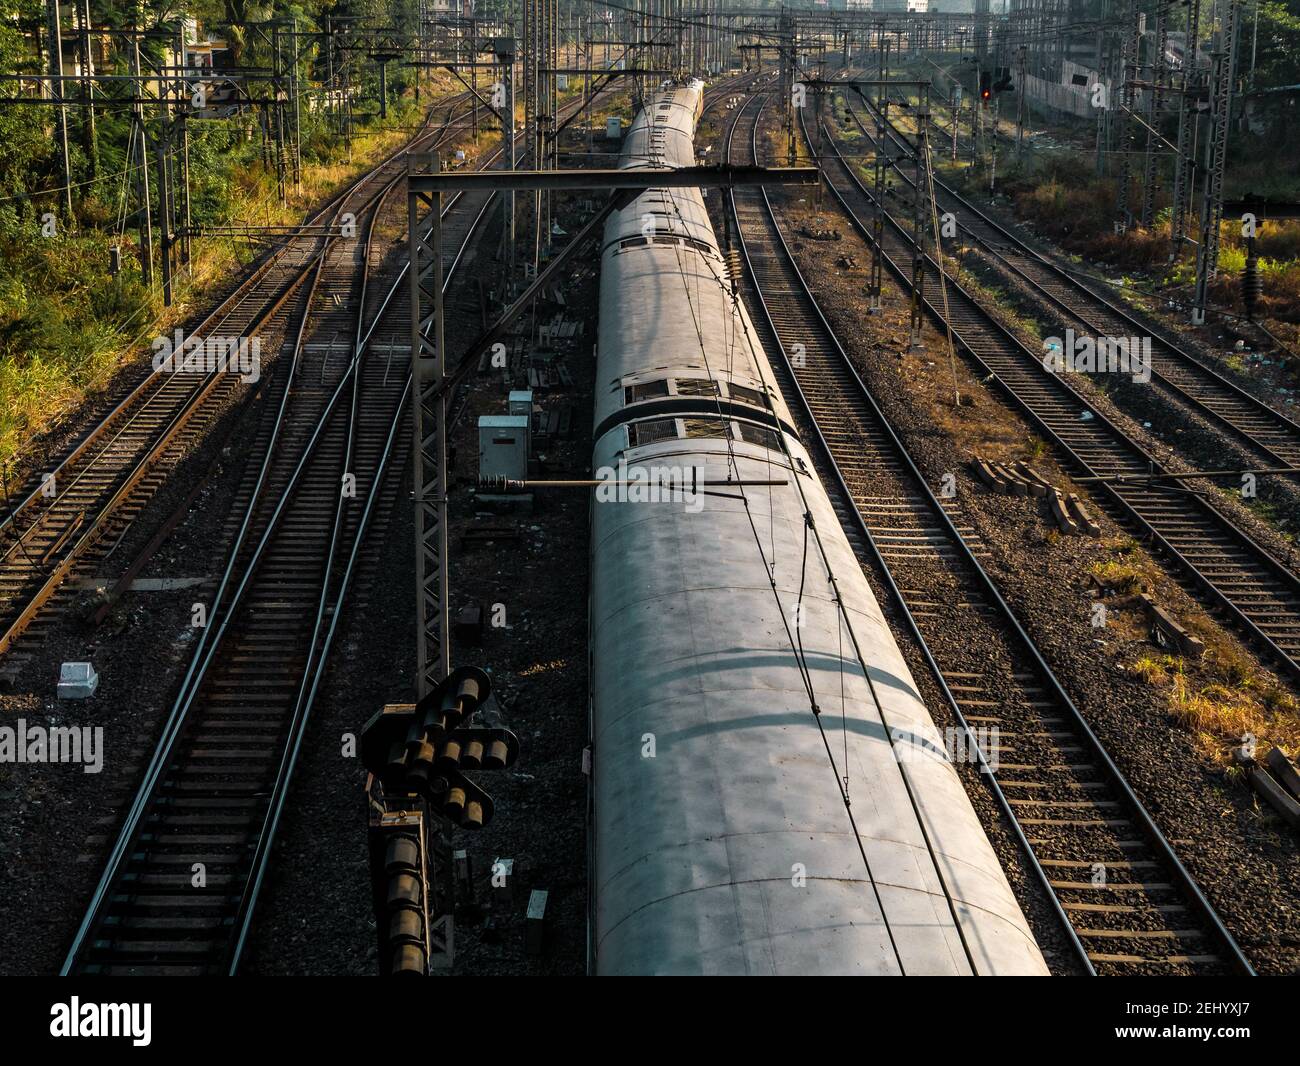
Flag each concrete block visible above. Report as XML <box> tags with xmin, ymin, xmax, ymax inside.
<box><xmin>57</xmin><ymin>662</ymin><xmax>99</xmax><ymax>700</ymax></box>
<box><xmin>526</xmin><ymin>889</ymin><xmax>549</xmax><ymax>957</ymax></box>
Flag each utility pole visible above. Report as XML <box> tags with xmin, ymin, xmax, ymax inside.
<box><xmin>45</xmin><ymin>0</ymin><xmax>73</xmax><ymax>218</ymax></box>
<box><xmin>869</xmin><ymin>42</ymin><xmax>890</xmax><ymax>314</ymax></box>
<box><xmin>1114</xmin><ymin>8</ymin><xmax>1139</xmax><ymax>231</ymax></box>
<box><xmin>1191</xmin><ymin>0</ymin><xmax>1242</xmax><ymax>325</ymax></box>
<box><xmin>471</xmin><ymin>17</ymin><xmax>478</xmax><ymax>141</ymax></box>
<box><xmin>911</xmin><ymin>86</ymin><xmax>930</xmax><ymax>349</ymax></box>
<box><xmin>1015</xmin><ymin>44</ymin><xmax>1026</xmax><ymax>159</ymax></box>
<box><xmin>783</xmin><ymin>10</ymin><xmax>796</xmax><ymax>166</ymax></box>
<box><xmin>130</xmin><ymin>30</ymin><xmax>154</xmax><ymax>288</ymax></box>
<box><xmin>989</xmin><ymin>90</ymin><xmax>998</xmax><ymax>194</ymax></box>
<box><xmin>1094</xmin><ymin>7</ymin><xmax>1109</xmax><ymax>177</ymax></box>
<box><xmin>291</xmin><ymin>18</ymin><xmax>302</xmax><ymax>193</ymax></box>
<box><xmin>271</xmin><ymin>22</ymin><xmax>287</xmax><ymax>204</ymax></box>
<box><xmin>1170</xmin><ymin>0</ymin><xmax>1203</xmax><ymax>255</ymax></box>
<box><xmin>177</xmin><ymin>23</ymin><xmax>191</xmax><ymax>267</ymax></box>
<box><xmin>156</xmin><ymin>33</ymin><xmax>173</xmax><ymax>306</ymax></box>
<box><xmin>497</xmin><ymin>37</ymin><xmax>517</xmax><ymax>281</ymax></box>
<box><xmin>407</xmin><ymin>153</ymin><xmax>449</xmax><ymax>699</ymax></box>
<box><xmin>546</xmin><ymin>0</ymin><xmax>557</xmax><ymax>258</ymax></box>
<box><xmin>951</xmin><ymin>81</ymin><xmax>959</xmax><ymax>163</ymax></box>
<box><xmin>1140</xmin><ymin>5</ymin><xmax>1169</xmax><ymax>229</ymax></box>
<box><xmin>76</xmin><ymin>0</ymin><xmax>97</xmax><ymax>178</ymax></box>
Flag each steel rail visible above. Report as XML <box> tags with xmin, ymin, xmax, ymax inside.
<box><xmin>809</xmin><ymin>107</ymin><xmax>1300</xmax><ymax>687</ymax></box>
<box><xmin>0</xmin><ymin>90</ymin><xmax>477</xmax><ymax>540</ymax></box>
<box><xmin>843</xmin><ymin>94</ymin><xmax>1300</xmax><ymax>474</ymax></box>
<box><xmin>59</xmin><ymin>179</ymin><xmax>487</xmax><ymax>976</ymax></box>
<box><xmin>0</xmin><ymin>93</ymin><xmax>483</xmax><ymax>659</ymax></box>
<box><xmin>731</xmin><ymin>92</ymin><xmax>1254</xmax><ymax>975</ymax></box>
<box><xmin>225</xmin><ymin>190</ymin><xmax>497</xmax><ymax>973</ymax></box>
<box><xmin>57</xmin><ymin>108</ymin><xmax>491</xmax><ymax>977</ymax></box>
<box><xmin>60</xmin><ymin>76</ymin><xmax>638</xmax><ymax>974</ymax></box>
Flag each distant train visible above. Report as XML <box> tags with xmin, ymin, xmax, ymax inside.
<box><xmin>587</xmin><ymin>79</ymin><xmax>1049</xmax><ymax>975</ymax></box>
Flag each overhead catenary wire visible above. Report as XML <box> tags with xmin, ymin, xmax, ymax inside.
<box><xmin>652</xmin><ymin>137</ymin><xmax>908</xmax><ymax>974</ymax></box>
<box><xmin>648</xmin><ymin>85</ymin><xmax>984</xmax><ymax>974</ymax></box>
<box><xmin>723</xmin><ymin>91</ymin><xmax>984</xmax><ymax>974</ymax></box>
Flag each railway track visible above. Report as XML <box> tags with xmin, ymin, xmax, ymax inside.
<box><xmin>59</xmin><ymin>76</ymin><xmax>651</xmax><ymax>974</ymax></box>
<box><xmin>725</xmin><ymin>92</ymin><xmax>1253</xmax><ymax>975</ymax></box>
<box><xmin>60</xmin><ymin>146</ymin><xmax>497</xmax><ymax>977</ymax></box>
<box><xmin>800</xmin><ymin>101</ymin><xmax>1300</xmax><ymax>685</ymax></box>
<box><xmin>0</xmin><ymin>91</ymin><xmax>480</xmax><ymax>671</ymax></box>
<box><xmin>842</xmin><ymin>94</ymin><xmax>1300</xmax><ymax>472</ymax></box>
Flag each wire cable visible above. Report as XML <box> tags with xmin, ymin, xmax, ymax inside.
<box><xmin>725</xmin><ymin>90</ymin><xmax>984</xmax><ymax>974</ymax></box>
<box><xmin>635</xmin><ymin>87</ymin><xmax>908</xmax><ymax>973</ymax></box>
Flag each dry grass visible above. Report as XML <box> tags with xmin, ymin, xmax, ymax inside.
<box><xmin>1166</xmin><ymin>671</ymin><xmax>1300</xmax><ymax>769</ymax></box>
<box><xmin>1130</xmin><ymin>654</ymin><xmax>1175</xmax><ymax>686</ymax></box>
<box><xmin>1120</xmin><ymin>605</ymin><xmax>1300</xmax><ymax>767</ymax></box>
<box><xmin>1090</xmin><ymin>557</ymin><xmax>1151</xmax><ymax>596</ymax></box>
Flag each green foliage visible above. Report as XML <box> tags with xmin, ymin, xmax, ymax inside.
<box><xmin>1255</xmin><ymin>1</ymin><xmax>1300</xmax><ymax>89</ymax></box>
<box><xmin>0</xmin><ymin>0</ymin><xmax>443</xmax><ymax>464</ymax></box>
<box><xmin>0</xmin><ymin>206</ymin><xmax>155</xmax><ymax>460</ymax></box>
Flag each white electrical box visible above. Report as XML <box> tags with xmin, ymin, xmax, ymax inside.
<box><xmin>479</xmin><ymin>416</ymin><xmax>530</xmax><ymax>481</ymax></box>
<box><xmin>508</xmin><ymin>390</ymin><xmax>534</xmax><ymax>454</ymax></box>
<box><xmin>556</xmin><ymin>74</ymin><xmax>569</xmax><ymax>91</ymax></box>
<box><xmin>507</xmin><ymin>389</ymin><xmax>533</xmax><ymax>418</ymax></box>
<box><xmin>606</xmin><ymin>116</ymin><xmax>622</xmax><ymax>140</ymax></box>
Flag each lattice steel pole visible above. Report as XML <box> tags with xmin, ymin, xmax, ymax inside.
<box><xmin>868</xmin><ymin>44</ymin><xmax>889</xmax><ymax>313</ymax></box>
<box><xmin>497</xmin><ymin>37</ymin><xmax>517</xmax><ymax>279</ymax></box>
<box><xmin>45</xmin><ymin>0</ymin><xmax>73</xmax><ymax>217</ymax></box>
<box><xmin>155</xmin><ymin>41</ymin><xmax>173</xmax><ymax>307</ymax></box>
<box><xmin>408</xmin><ymin>153</ymin><xmax>450</xmax><ymax>697</ymax></box>
<box><xmin>291</xmin><ymin>18</ymin><xmax>302</xmax><ymax>192</ymax></box>
<box><xmin>130</xmin><ymin>30</ymin><xmax>154</xmax><ymax>287</ymax></box>
<box><xmin>910</xmin><ymin>86</ymin><xmax>929</xmax><ymax>349</ymax></box>
<box><xmin>1140</xmin><ymin>5</ymin><xmax>1169</xmax><ymax>229</ymax></box>
<box><xmin>76</xmin><ymin>0</ymin><xmax>97</xmax><ymax>177</ymax></box>
<box><xmin>1114</xmin><ymin>9</ymin><xmax>1139</xmax><ymax>231</ymax></box>
<box><xmin>1191</xmin><ymin>0</ymin><xmax>1242</xmax><ymax>325</ymax></box>
<box><xmin>1015</xmin><ymin>44</ymin><xmax>1026</xmax><ymax>160</ymax></box>
<box><xmin>1170</xmin><ymin>0</ymin><xmax>1202</xmax><ymax>255</ymax></box>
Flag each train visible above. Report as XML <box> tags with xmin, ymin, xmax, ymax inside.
<box><xmin>587</xmin><ymin>78</ymin><xmax>1050</xmax><ymax>975</ymax></box>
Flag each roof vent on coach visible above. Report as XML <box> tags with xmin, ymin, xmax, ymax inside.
<box><xmin>624</xmin><ymin>379</ymin><xmax>670</xmax><ymax>404</ymax></box>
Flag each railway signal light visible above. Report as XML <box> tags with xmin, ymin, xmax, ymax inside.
<box><xmin>368</xmin><ymin>802</ymin><xmax>438</xmax><ymax>975</ymax></box>
<box><xmin>360</xmin><ymin>665</ymin><xmax>519</xmax><ymax>830</ymax></box>
<box><xmin>979</xmin><ymin>70</ymin><xmax>992</xmax><ymax>106</ymax></box>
